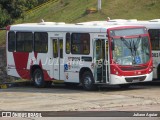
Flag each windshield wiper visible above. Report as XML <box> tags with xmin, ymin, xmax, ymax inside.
<box><xmin>132</xmin><ymin>36</ymin><xmax>141</xmax><ymax>56</ymax></box>
<box><xmin>120</xmin><ymin>36</ymin><xmax>141</xmax><ymax>64</ymax></box>
<box><xmin>120</xmin><ymin>37</ymin><xmax>134</xmax><ymax>64</ymax></box>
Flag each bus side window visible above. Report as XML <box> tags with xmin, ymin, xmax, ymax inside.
<box><xmin>8</xmin><ymin>31</ymin><xmax>16</xmax><ymax>52</ymax></box>
<box><xmin>66</xmin><ymin>33</ymin><xmax>70</xmax><ymax>54</ymax></box>
<box><xmin>71</xmin><ymin>33</ymin><xmax>90</xmax><ymax>55</ymax></box>
<box><xmin>149</xmin><ymin>29</ymin><xmax>160</xmax><ymax>50</ymax></box>
<box><xmin>16</xmin><ymin>32</ymin><xmax>33</xmax><ymax>52</ymax></box>
<box><xmin>60</xmin><ymin>40</ymin><xmax>63</xmax><ymax>58</ymax></box>
<box><xmin>106</xmin><ymin>41</ymin><xmax>108</xmax><ymax>57</ymax></box>
<box><xmin>83</xmin><ymin>40</ymin><xmax>89</xmax><ymax>54</ymax></box>
<box><xmin>53</xmin><ymin>40</ymin><xmax>58</xmax><ymax>58</ymax></box>
<box><xmin>34</xmin><ymin>32</ymin><xmax>48</xmax><ymax>53</ymax></box>
<box><xmin>96</xmin><ymin>40</ymin><xmax>102</xmax><ymax>60</ymax></box>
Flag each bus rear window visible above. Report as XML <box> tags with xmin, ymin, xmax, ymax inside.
<box><xmin>8</xmin><ymin>31</ymin><xmax>16</xmax><ymax>52</ymax></box>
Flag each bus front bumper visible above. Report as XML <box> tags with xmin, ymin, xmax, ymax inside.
<box><xmin>109</xmin><ymin>72</ymin><xmax>153</xmax><ymax>85</ymax></box>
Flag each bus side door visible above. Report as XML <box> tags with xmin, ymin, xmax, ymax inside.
<box><xmin>94</xmin><ymin>39</ymin><xmax>109</xmax><ymax>83</ymax></box>
<box><xmin>52</xmin><ymin>38</ymin><xmax>64</xmax><ymax>80</ymax></box>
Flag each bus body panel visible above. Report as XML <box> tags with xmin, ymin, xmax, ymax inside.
<box><xmin>6</xmin><ymin>22</ymin><xmax>153</xmax><ymax>89</ymax></box>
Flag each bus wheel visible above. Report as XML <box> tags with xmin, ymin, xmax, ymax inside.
<box><xmin>82</xmin><ymin>71</ymin><xmax>97</xmax><ymax>91</ymax></box>
<box><xmin>33</xmin><ymin>69</ymin><xmax>46</xmax><ymax>88</ymax></box>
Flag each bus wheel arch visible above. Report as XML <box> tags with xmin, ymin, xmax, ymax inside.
<box><xmin>79</xmin><ymin>67</ymin><xmax>92</xmax><ymax>83</ymax></box>
<box><xmin>79</xmin><ymin>68</ymin><xmax>97</xmax><ymax>91</ymax></box>
<box><xmin>30</xmin><ymin>65</ymin><xmax>41</xmax><ymax>79</ymax></box>
<box><xmin>30</xmin><ymin>65</ymin><xmax>51</xmax><ymax>88</ymax></box>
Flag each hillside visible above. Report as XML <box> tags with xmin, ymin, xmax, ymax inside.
<box><xmin>0</xmin><ymin>0</ymin><xmax>160</xmax><ymax>45</ymax></box>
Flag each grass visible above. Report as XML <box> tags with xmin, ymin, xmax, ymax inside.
<box><xmin>0</xmin><ymin>0</ymin><xmax>160</xmax><ymax>45</ymax></box>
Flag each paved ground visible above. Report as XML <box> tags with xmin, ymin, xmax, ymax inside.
<box><xmin>0</xmin><ymin>82</ymin><xmax>160</xmax><ymax>119</ymax></box>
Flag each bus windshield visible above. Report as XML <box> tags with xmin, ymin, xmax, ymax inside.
<box><xmin>112</xmin><ymin>36</ymin><xmax>150</xmax><ymax>65</ymax></box>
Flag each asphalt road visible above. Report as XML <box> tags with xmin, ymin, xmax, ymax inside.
<box><xmin>0</xmin><ymin>81</ymin><xmax>160</xmax><ymax>119</ymax></box>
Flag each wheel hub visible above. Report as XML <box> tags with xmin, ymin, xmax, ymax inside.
<box><xmin>84</xmin><ymin>76</ymin><xmax>92</xmax><ymax>88</ymax></box>
<box><xmin>35</xmin><ymin>73</ymin><xmax>42</xmax><ymax>85</ymax></box>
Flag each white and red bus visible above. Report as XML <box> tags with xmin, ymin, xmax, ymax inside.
<box><xmin>6</xmin><ymin>21</ymin><xmax>153</xmax><ymax>90</ymax></box>
<box><xmin>95</xmin><ymin>19</ymin><xmax>160</xmax><ymax>80</ymax></box>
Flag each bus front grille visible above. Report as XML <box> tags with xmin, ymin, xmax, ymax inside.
<box><xmin>120</xmin><ymin>66</ymin><xmax>147</xmax><ymax>71</ymax></box>
<box><xmin>125</xmin><ymin>76</ymin><xmax>146</xmax><ymax>82</ymax></box>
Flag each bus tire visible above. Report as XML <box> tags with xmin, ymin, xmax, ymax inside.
<box><xmin>33</xmin><ymin>69</ymin><xmax>46</xmax><ymax>88</ymax></box>
<box><xmin>82</xmin><ymin>71</ymin><xmax>97</xmax><ymax>91</ymax></box>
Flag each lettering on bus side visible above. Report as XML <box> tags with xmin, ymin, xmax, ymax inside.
<box><xmin>68</xmin><ymin>57</ymin><xmax>80</xmax><ymax>61</ymax></box>
<box><xmin>152</xmin><ymin>53</ymin><xmax>160</xmax><ymax>57</ymax></box>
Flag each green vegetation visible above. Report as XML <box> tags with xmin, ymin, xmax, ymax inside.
<box><xmin>0</xmin><ymin>0</ymin><xmax>48</xmax><ymax>27</ymax></box>
<box><xmin>0</xmin><ymin>0</ymin><xmax>160</xmax><ymax>45</ymax></box>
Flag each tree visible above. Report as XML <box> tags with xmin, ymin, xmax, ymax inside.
<box><xmin>0</xmin><ymin>0</ymin><xmax>48</xmax><ymax>27</ymax></box>
<box><xmin>0</xmin><ymin>0</ymin><xmax>26</xmax><ymax>19</ymax></box>
<box><xmin>0</xmin><ymin>6</ymin><xmax>12</xmax><ymax>28</ymax></box>
<box><xmin>25</xmin><ymin>0</ymin><xmax>38</xmax><ymax>9</ymax></box>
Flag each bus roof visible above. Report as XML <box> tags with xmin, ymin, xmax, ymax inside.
<box><xmin>106</xmin><ymin>19</ymin><xmax>160</xmax><ymax>29</ymax></box>
<box><xmin>8</xmin><ymin>22</ymin><xmax>145</xmax><ymax>33</ymax></box>
<box><xmin>78</xmin><ymin>19</ymin><xmax>160</xmax><ymax>29</ymax></box>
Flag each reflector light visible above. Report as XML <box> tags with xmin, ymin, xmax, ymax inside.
<box><xmin>6</xmin><ymin>26</ymin><xmax>10</xmax><ymax>31</ymax></box>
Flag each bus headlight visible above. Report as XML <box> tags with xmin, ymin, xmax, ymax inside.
<box><xmin>110</xmin><ymin>65</ymin><xmax>122</xmax><ymax>76</ymax></box>
<box><xmin>114</xmin><ymin>69</ymin><xmax>119</xmax><ymax>75</ymax></box>
<box><xmin>148</xmin><ymin>66</ymin><xmax>153</xmax><ymax>73</ymax></box>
